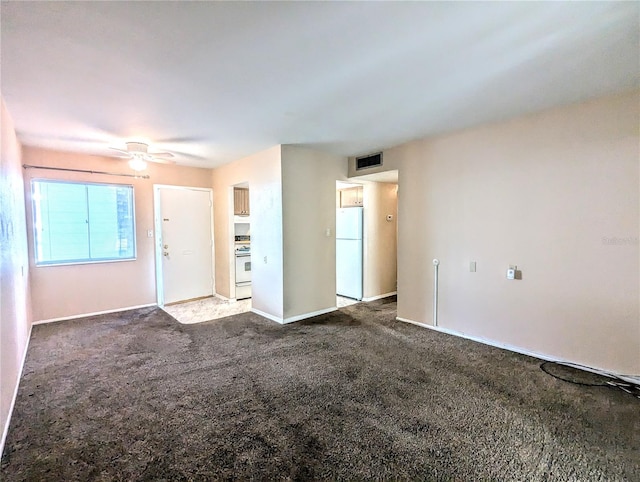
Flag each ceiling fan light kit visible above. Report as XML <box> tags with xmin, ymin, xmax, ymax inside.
<box><xmin>128</xmin><ymin>157</ymin><xmax>148</xmax><ymax>172</ymax></box>
<box><xmin>109</xmin><ymin>141</ymin><xmax>176</xmax><ymax>171</ymax></box>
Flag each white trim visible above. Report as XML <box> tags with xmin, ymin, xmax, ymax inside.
<box><xmin>1</xmin><ymin>323</ymin><xmax>33</xmax><ymax>457</ymax></box>
<box><xmin>396</xmin><ymin>316</ymin><xmax>640</xmax><ymax>383</ymax></box>
<box><xmin>33</xmin><ymin>303</ymin><xmax>156</xmax><ymax>325</ymax></box>
<box><xmin>619</xmin><ymin>374</ymin><xmax>640</xmax><ymax>385</ymax></box>
<box><xmin>432</xmin><ymin>261</ymin><xmax>439</xmax><ymax>326</ymax></box>
<box><xmin>228</xmin><ymin>185</ymin><xmax>237</xmax><ymax>300</ymax></box>
<box><xmin>214</xmin><ymin>293</ymin><xmax>232</xmax><ymax>302</ymax></box>
<box><xmin>251</xmin><ymin>306</ymin><xmax>338</xmax><ymax>325</ymax></box>
<box><xmin>34</xmin><ymin>257</ymin><xmax>137</xmax><ymax>268</ymax></box>
<box><xmin>283</xmin><ymin>307</ymin><xmax>337</xmax><ymax>324</ymax></box>
<box><xmin>153</xmin><ymin>186</ymin><xmax>164</xmax><ymax>306</ymax></box>
<box><xmin>208</xmin><ymin>189</ymin><xmax>216</xmax><ymax>297</ymax></box>
<box><xmin>396</xmin><ymin>317</ymin><xmax>434</xmax><ymax>330</ymax></box>
<box><xmin>251</xmin><ymin>308</ymin><xmax>283</xmax><ymax>324</ymax></box>
<box><xmin>362</xmin><ymin>291</ymin><xmax>397</xmax><ymax>302</ymax></box>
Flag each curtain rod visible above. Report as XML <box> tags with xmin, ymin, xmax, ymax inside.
<box><xmin>22</xmin><ymin>164</ymin><xmax>150</xmax><ymax>179</ymax></box>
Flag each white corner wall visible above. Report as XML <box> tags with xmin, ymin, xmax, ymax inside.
<box><xmin>362</xmin><ymin>181</ymin><xmax>398</xmax><ymax>300</ymax></box>
<box><xmin>350</xmin><ymin>90</ymin><xmax>640</xmax><ymax>375</ymax></box>
<box><xmin>281</xmin><ymin>145</ymin><xmax>346</xmax><ymax>320</ymax></box>
<box><xmin>212</xmin><ymin>145</ymin><xmax>284</xmax><ymax>320</ymax></box>
<box><xmin>1</xmin><ymin>98</ymin><xmax>32</xmax><ymax>454</ymax></box>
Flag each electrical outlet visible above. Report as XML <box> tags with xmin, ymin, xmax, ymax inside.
<box><xmin>263</xmin><ymin>256</ymin><xmax>267</xmax><ymax>264</ymax></box>
<box><xmin>507</xmin><ymin>266</ymin><xmax>516</xmax><ymax>280</ymax></box>
<box><xmin>470</xmin><ymin>261</ymin><xmax>476</xmax><ymax>272</ymax></box>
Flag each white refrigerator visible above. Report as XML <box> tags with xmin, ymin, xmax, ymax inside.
<box><xmin>336</xmin><ymin>207</ymin><xmax>363</xmax><ymax>300</ymax></box>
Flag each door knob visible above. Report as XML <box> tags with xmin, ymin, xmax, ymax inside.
<box><xmin>163</xmin><ymin>245</ymin><xmax>168</xmax><ymax>249</ymax></box>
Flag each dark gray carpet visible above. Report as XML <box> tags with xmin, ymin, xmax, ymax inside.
<box><xmin>2</xmin><ymin>297</ymin><xmax>638</xmax><ymax>481</ymax></box>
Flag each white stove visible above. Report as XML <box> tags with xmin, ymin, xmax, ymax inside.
<box><xmin>234</xmin><ymin>243</ymin><xmax>251</xmax><ymax>299</ymax></box>
<box><xmin>235</xmin><ymin>245</ymin><xmax>251</xmax><ymax>256</ymax></box>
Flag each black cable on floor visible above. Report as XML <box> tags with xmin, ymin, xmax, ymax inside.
<box><xmin>540</xmin><ymin>361</ymin><xmax>608</xmax><ymax>386</ymax></box>
<box><xmin>540</xmin><ymin>361</ymin><xmax>640</xmax><ymax>399</ymax></box>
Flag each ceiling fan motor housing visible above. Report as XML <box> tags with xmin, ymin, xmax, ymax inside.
<box><xmin>126</xmin><ymin>142</ymin><xmax>149</xmax><ymax>155</ymax></box>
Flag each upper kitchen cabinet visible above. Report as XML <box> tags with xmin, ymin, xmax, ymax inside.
<box><xmin>234</xmin><ymin>187</ymin><xmax>250</xmax><ymax>216</ymax></box>
<box><xmin>339</xmin><ymin>186</ymin><xmax>363</xmax><ymax>207</ymax></box>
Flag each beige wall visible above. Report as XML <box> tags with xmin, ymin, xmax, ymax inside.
<box><xmin>22</xmin><ymin>147</ymin><xmax>212</xmax><ymax>321</ymax></box>
<box><xmin>281</xmin><ymin>146</ymin><xmax>346</xmax><ymax>319</ymax></box>
<box><xmin>350</xmin><ymin>90</ymin><xmax>640</xmax><ymax>375</ymax></box>
<box><xmin>362</xmin><ymin>181</ymin><xmax>397</xmax><ymax>299</ymax></box>
<box><xmin>0</xmin><ymin>98</ymin><xmax>32</xmax><ymax>450</ymax></box>
<box><xmin>211</xmin><ymin>146</ymin><xmax>284</xmax><ymax>319</ymax></box>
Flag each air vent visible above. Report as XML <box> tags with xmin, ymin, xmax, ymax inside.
<box><xmin>356</xmin><ymin>152</ymin><xmax>382</xmax><ymax>170</ymax></box>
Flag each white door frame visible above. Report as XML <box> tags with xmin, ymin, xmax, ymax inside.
<box><xmin>228</xmin><ymin>185</ymin><xmax>236</xmax><ymax>300</ymax></box>
<box><xmin>228</xmin><ymin>182</ymin><xmax>250</xmax><ymax>301</ymax></box>
<box><xmin>153</xmin><ymin>184</ymin><xmax>215</xmax><ymax>307</ymax></box>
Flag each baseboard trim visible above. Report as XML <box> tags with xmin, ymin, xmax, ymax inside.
<box><xmin>214</xmin><ymin>293</ymin><xmax>232</xmax><ymax>302</ymax></box>
<box><xmin>251</xmin><ymin>306</ymin><xmax>338</xmax><ymax>325</ymax></box>
<box><xmin>362</xmin><ymin>291</ymin><xmax>397</xmax><ymax>302</ymax></box>
<box><xmin>33</xmin><ymin>304</ymin><xmax>157</xmax><ymax>325</ymax></box>
<box><xmin>1</xmin><ymin>323</ymin><xmax>33</xmax><ymax>458</ymax></box>
<box><xmin>251</xmin><ymin>308</ymin><xmax>283</xmax><ymax>324</ymax></box>
<box><xmin>396</xmin><ymin>316</ymin><xmax>640</xmax><ymax>384</ymax></box>
<box><xmin>283</xmin><ymin>307</ymin><xmax>337</xmax><ymax>324</ymax></box>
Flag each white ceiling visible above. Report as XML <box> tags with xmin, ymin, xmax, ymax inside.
<box><xmin>2</xmin><ymin>2</ymin><xmax>638</xmax><ymax>168</ymax></box>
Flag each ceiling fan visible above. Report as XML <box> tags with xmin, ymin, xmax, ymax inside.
<box><xmin>109</xmin><ymin>141</ymin><xmax>176</xmax><ymax>171</ymax></box>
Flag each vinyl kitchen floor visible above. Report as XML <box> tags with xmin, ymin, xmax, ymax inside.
<box><xmin>337</xmin><ymin>296</ymin><xmax>359</xmax><ymax>308</ymax></box>
<box><xmin>165</xmin><ymin>296</ymin><xmax>357</xmax><ymax>324</ymax></box>
<box><xmin>162</xmin><ymin>296</ymin><xmax>251</xmax><ymax>324</ymax></box>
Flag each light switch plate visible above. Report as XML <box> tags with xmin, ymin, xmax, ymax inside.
<box><xmin>470</xmin><ymin>261</ymin><xmax>476</xmax><ymax>272</ymax></box>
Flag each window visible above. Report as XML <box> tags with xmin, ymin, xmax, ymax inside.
<box><xmin>32</xmin><ymin>180</ymin><xmax>136</xmax><ymax>265</ymax></box>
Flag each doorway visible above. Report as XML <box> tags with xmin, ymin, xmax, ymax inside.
<box><xmin>336</xmin><ymin>181</ymin><xmax>364</xmax><ymax>305</ymax></box>
<box><xmin>230</xmin><ymin>182</ymin><xmax>251</xmax><ymax>301</ymax></box>
<box><xmin>154</xmin><ymin>185</ymin><xmax>215</xmax><ymax>306</ymax></box>
<box><xmin>336</xmin><ymin>171</ymin><xmax>398</xmax><ymax>307</ymax></box>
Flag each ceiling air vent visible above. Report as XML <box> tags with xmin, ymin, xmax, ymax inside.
<box><xmin>356</xmin><ymin>152</ymin><xmax>382</xmax><ymax>170</ymax></box>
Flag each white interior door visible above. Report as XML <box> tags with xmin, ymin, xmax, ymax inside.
<box><xmin>158</xmin><ymin>187</ymin><xmax>214</xmax><ymax>304</ymax></box>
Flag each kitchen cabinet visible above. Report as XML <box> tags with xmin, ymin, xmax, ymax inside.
<box><xmin>340</xmin><ymin>186</ymin><xmax>363</xmax><ymax>207</ymax></box>
<box><xmin>234</xmin><ymin>188</ymin><xmax>250</xmax><ymax>216</ymax></box>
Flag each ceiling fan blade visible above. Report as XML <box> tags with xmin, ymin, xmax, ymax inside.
<box><xmin>155</xmin><ymin>136</ymin><xmax>206</xmax><ymax>143</ymax></box>
<box><xmin>149</xmin><ymin>157</ymin><xmax>176</xmax><ymax>165</ymax></box>
<box><xmin>148</xmin><ymin>151</ymin><xmax>174</xmax><ymax>158</ymax></box>
<box><xmin>109</xmin><ymin>146</ymin><xmax>130</xmax><ymax>155</ymax></box>
<box><xmin>170</xmin><ymin>150</ymin><xmax>209</xmax><ymax>162</ymax></box>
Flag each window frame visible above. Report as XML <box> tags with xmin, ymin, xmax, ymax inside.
<box><xmin>31</xmin><ymin>178</ymin><xmax>137</xmax><ymax>267</ymax></box>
